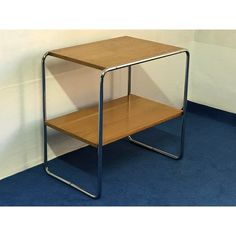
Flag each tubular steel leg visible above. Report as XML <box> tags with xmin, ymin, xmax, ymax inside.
<box><xmin>128</xmin><ymin>51</ymin><xmax>190</xmax><ymax>160</ymax></box>
<box><xmin>42</xmin><ymin>53</ymin><xmax>104</xmax><ymax>199</ymax></box>
<box><xmin>42</xmin><ymin>53</ymin><xmax>49</xmax><ymax>169</ymax></box>
<box><xmin>128</xmin><ymin>65</ymin><xmax>132</xmax><ymax>95</ymax></box>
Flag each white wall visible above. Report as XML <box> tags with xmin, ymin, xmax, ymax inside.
<box><xmin>189</xmin><ymin>30</ymin><xmax>236</xmax><ymax>113</ymax></box>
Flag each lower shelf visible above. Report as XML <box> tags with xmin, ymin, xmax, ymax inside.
<box><xmin>46</xmin><ymin>94</ymin><xmax>182</xmax><ymax>147</ymax></box>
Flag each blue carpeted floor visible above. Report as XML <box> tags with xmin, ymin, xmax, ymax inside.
<box><xmin>0</xmin><ymin>101</ymin><xmax>236</xmax><ymax>206</ymax></box>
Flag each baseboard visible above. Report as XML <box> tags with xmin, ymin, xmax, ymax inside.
<box><xmin>187</xmin><ymin>100</ymin><xmax>236</xmax><ymax>125</ymax></box>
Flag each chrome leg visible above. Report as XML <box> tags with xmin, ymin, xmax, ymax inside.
<box><xmin>128</xmin><ymin>135</ymin><xmax>180</xmax><ymax>159</ymax></box>
<box><xmin>178</xmin><ymin>51</ymin><xmax>190</xmax><ymax>159</ymax></box>
<box><xmin>128</xmin><ymin>51</ymin><xmax>190</xmax><ymax>160</ymax></box>
<box><xmin>42</xmin><ymin>53</ymin><xmax>49</xmax><ymax>169</ymax></box>
<box><xmin>128</xmin><ymin>65</ymin><xmax>131</xmax><ymax>95</ymax></box>
<box><xmin>42</xmin><ymin>54</ymin><xmax>104</xmax><ymax>199</ymax></box>
<box><xmin>96</xmin><ymin>73</ymin><xmax>104</xmax><ymax>198</ymax></box>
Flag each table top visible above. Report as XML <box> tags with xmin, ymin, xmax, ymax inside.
<box><xmin>48</xmin><ymin>36</ymin><xmax>184</xmax><ymax>70</ymax></box>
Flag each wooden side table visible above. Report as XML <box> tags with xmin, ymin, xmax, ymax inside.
<box><xmin>42</xmin><ymin>36</ymin><xmax>190</xmax><ymax>199</ymax></box>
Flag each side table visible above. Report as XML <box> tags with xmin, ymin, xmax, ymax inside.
<box><xmin>42</xmin><ymin>36</ymin><xmax>190</xmax><ymax>199</ymax></box>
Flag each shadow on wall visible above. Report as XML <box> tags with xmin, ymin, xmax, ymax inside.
<box><xmin>131</xmin><ymin>54</ymin><xmax>185</xmax><ymax>109</ymax></box>
<box><xmin>45</xmin><ymin>58</ymin><xmax>113</xmax><ymax>157</ymax></box>
<box><xmin>131</xmin><ymin>65</ymin><xmax>173</xmax><ymax>106</ymax></box>
<box><xmin>47</xmin><ymin>59</ymin><xmax>111</xmax><ymax>109</ymax></box>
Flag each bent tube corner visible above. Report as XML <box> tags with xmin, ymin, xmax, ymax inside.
<box><xmin>42</xmin><ymin>51</ymin><xmax>50</xmax><ymax>63</ymax></box>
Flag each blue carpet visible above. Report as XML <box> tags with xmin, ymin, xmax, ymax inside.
<box><xmin>0</xmin><ymin>101</ymin><xmax>236</xmax><ymax>206</ymax></box>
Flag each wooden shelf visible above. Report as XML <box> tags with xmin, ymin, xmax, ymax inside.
<box><xmin>46</xmin><ymin>95</ymin><xmax>182</xmax><ymax>147</ymax></box>
<box><xmin>48</xmin><ymin>36</ymin><xmax>183</xmax><ymax>70</ymax></box>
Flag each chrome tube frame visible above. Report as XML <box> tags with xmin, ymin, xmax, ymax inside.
<box><xmin>127</xmin><ymin>50</ymin><xmax>190</xmax><ymax>160</ymax></box>
<box><xmin>41</xmin><ymin>49</ymin><xmax>190</xmax><ymax>199</ymax></box>
<box><xmin>127</xmin><ymin>66</ymin><xmax>132</xmax><ymax>95</ymax></box>
<box><xmin>42</xmin><ymin>53</ymin><xmax>106</xmax><ymax>199</ymax></box>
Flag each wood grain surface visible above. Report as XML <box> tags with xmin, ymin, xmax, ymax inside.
<box><xmin>46</xmin><ymin>95</ymin><xmax>182</xmax><ymax>147</ymax></box>
<box><xmin>49</xmin><ymin>36</ymin><xmax>183</xmax><ymax>70</ymax></box>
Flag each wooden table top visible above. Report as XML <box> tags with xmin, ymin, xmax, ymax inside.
<box><xmin>48</xmin><ymin>36</ymin><xmax>184</xmax><ymax>70</ymax></box>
